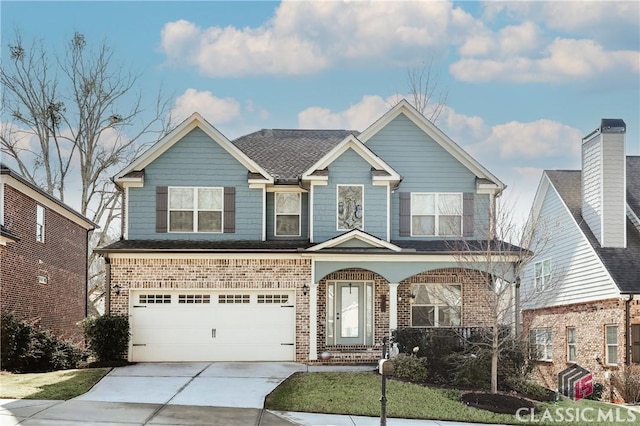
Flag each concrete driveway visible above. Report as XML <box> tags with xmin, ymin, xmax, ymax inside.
<box><xmin>75</xmin><ymin>362</ymin><xmax>307</xmax><ymax>408</ymax></box>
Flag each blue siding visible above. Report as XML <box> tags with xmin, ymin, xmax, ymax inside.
<box><xmin>365</xmin><ymin>114</ymin><xmax>483</xmax><ymax>240</ymax></box>
<box><xmin>313</xmin><ymin>148</ymin><xmax>387</xmax><ymax>241</ymax></box>
<box><xmin>128</xmin><ymin>128</ymin><xmax>262</xmax><ymax>240</ymax></box>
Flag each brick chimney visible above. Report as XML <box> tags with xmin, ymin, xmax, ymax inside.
<box><xmin>581</xmin><ymin>119</ymin><xmax>626</xmax><ymax>248</ymax></box>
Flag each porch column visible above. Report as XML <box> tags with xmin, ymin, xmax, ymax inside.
<box><xmin>308</xmin><ymin>281</ymin><xmax>318</xmax><ymax>361</ymax></box>
<box><xmin>389</xmin><ymin>283</ymin><xmax>399</xmax><ymax>332</ymax></box>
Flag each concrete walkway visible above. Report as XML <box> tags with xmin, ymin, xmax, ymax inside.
<box><xmin>0</xmin><ymin>362</ymin><xmax>507</xmax><ymax>425</ymax></box>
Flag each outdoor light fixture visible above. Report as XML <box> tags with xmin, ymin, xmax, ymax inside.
<box><xmin>113</xmin><ymin>284</ymin><xmax>121</xmax><ymax>296</ymax></box>
<box><xmin>408</xmin><ymin>293</ymin><xmax>416</xmax><ymax>304</ymax></box>
<box><xmin>302</xmin><ymin>283</ymin><xmax>309</xmax><ymax>296</ymax></box>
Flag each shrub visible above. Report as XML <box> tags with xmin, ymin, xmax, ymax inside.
<box><xmin>392</xmin><ymin>354</ymin><xmax>429</xmax><ymax>382</ymax></box>
<box><xmin>585</xmin><ymin>382</ymin><xmax>604</xmax><ymax>401</ymax></box>
<box><xmin>1</xmin><ymin>311</ymin><xmax>86</xmax><ymax>372</ymax></box>
<box><xmin>611</xmin><ymin>366</ymin><xmax>640</xmax><ymax>403</ymax></box>
<box><xmin>81</xmin><ymin>314</ymin><xmax>130</xmax><ymax>362</ymax></box>
<box><xmin>503</xmin><ymin>376</ymin><xmax>555</xmax><ymax>401</ymax></box>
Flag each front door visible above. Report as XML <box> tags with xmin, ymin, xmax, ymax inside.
<box><xmin>327</xmin><ymin>281</ymin><xmax>374</xmax><ymax>345</ymax></box>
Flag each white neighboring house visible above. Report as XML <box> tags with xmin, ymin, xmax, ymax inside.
<box><xmin>521</xmin><ymin>119</ymin><xmax>640</xmax><ymax>401</ymax></box>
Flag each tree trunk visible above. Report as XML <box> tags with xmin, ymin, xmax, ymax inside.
<box><xmin>491</xmin><ymin>325</ymin><xmax>499</xmax><ymax>394</ymax></box>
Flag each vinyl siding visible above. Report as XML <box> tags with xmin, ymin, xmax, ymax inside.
<box><xmin>521</xmin><ymin>180</ymin><xmax>619</xmax><ymax>310</ymax></box>
<box><xmin>601</xmin><ymin>133</ymin><xmax>626</xmax><ymax>247</ymax></box>
<box><xmin>312</xmin><ymin>148</ymin><xmax>387</xmax><ymax>241</ymax></box>
<box><xmin>127</xmin><ymin>127</ymin><xmax>262</xmax><ymax>240</ymax></box>
<box><xmin>581</xmin><ymin>137</ymin><xmax>602</xmax><ymax>244</ymax></box>
<box><xmin>363</xmin><ymin>114</ymin><xmax>484</xmax><ymax>240</ymax></box>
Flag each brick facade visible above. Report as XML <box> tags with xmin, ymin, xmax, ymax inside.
<box><xmin>523</xmin><ymin>298</ymin><xmax>640</xmax><ymax>402</ymax></box>
<box><xmin>0</xmin><ymin>185</ymin><xmax>88</xmax><ymax>342</ymax></box>
<box><xmin>108</xmin><ymin>257</ymin><xmax>312</xmax><ymax>362</ymax></box>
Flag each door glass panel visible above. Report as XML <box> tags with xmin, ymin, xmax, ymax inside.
<box><xmin>341</xmin><ymin>285</ymin><xmax>359</xmax><ymax>338</ymax></box>
<box><xmin>365</xmin><ymin>283</ymin><xmax>373</xmax><ymax>345</ymax></box>
<box><xmin>327</xmin><ymin>284</ymin><xmax>334</xmax><ymax>342</ymax></box>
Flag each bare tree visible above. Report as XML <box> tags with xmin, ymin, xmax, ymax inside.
<box><xmin>389</xmin><ymin>56</ymin><xmax>449</xmax><ymax>124</ymax></box>
<box><xmin>1</xmin><ymin>30</ymin><xmax>173</xmax><ymax>313</ymax></box>
<box><xmin>442</xmin><ymin>197</ymin><xmax>561</xmax><ymax>394</ymax></box>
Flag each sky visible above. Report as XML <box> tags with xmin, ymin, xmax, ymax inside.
<box><xmin>2</xmin><ymin>0</ymin><xmax>639</xmax><ymax>226</ymax></box>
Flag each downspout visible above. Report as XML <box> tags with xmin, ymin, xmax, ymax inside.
<box><xmin>105</xmin><ymin>257</ymin><xmax>112</xmax><ymax>314</ymax></box>
<box><xmin>625</xmin><ymin>294</ymin><xmax>634</xmax><ymax>366</ymax></box>
<box><xmin>85</xmin><ymin>228</ymin><xmax>91</xmax><ymax>319</ymax></box>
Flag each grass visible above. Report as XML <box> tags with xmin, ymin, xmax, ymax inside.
<box><xmin>0</xmin><ymin>368</ymin><xmax>110</xmax><ymax>400</ymax></box>
<box><xmin>265</xmin><ymin>371</ymin><xmax>638</xmax><ymax>426</ymax></box>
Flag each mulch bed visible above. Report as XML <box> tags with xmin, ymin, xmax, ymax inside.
<box><xmin>461</xmin><ymin>391</ymin><xmax>539</xmax><ymax>415</ymax></box>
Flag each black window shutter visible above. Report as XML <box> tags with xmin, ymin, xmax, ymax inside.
<box><xmin>399</xmin><ymin>192</ymin><xmax>411</xmax><ymax>237</ymax></box>
<box><xmin>156</xmin><ymin>186</ymin><xmax>168</xmax><ymax>233</ymax></box>
<box><xmin>224</xmin><ymin>187</ymin><xmax>235</xmax><ymax>233</ymax></box>
<box><xmin>463</xmin><ymin>192</ymin><xmax>474</xmax><ymax>237</ymax></box>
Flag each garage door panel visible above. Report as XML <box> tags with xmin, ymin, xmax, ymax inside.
<box><xmin>130</xmin><ymin>290</ymin><xmax>296</xmax><ymax>362</ymax></box>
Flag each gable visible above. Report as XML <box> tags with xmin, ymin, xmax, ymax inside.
<box><xmin>115</xmin><ymin>113</ymin><xmax>272</xmax><ymax>187</ymax></box>
<box><xmin>307</xmin><ymin>229</ymin><xmax>402</xmax><ymax>252</ymax></box>
<box><xmin>360</xmin><ymin>100</ymin><xmax>503</xmax><ymax>192</ymax></box>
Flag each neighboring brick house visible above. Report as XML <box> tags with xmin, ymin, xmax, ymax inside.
<box><xmin>97</xmin><ymin>99</ymin><xmax>523</xmax><ymax>364</ymax></box>
<box><xmin>521</xmin><ymin>119</ymin><xmax>640</xmax><ymax>399</ymax></box>
<box><xmin>0</xmin><ymin>164</ymin><xmax>97</xmax><ymax>342</ymax></box>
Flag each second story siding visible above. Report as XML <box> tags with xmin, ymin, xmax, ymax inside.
<box><xmin>128</xmin><ymin>128</ymin><xmax>263</xmax><ymax>240</ymax></box>
<box><xmin>313</xmin><ymin>148</ymin><xmax>387</xmax><ymax>241</ymax></box>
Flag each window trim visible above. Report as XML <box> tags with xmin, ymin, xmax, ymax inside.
<box><xmin>336</xmin><ymin>184</ymin><xmax>364</xmax><ymax>231</ymax></box>
<box><xmin>410</xmin><ymin>192</ymin><xmax>463</xmax><ymax>237</ymax></box>
<box><xmin>36</xmin><ymin>204</ymin><xmax>45</xmax><ymax>242</ymax></box>
<box><xmin>566</xmin><ymin>326</ymin><xmax>576</xmax><ymax>363</ymax></box>
<box><xmin>410</xmin><ymin>283</ymin><xmax>462</xmax><ymax>328</ymax></box>
<box><xmin>530</xmin><ymin>328</ymin><xmax>553</xmax><ymax>361</ymax></box>
<box><xmin>274</xmin><ymin>192</ymin><xmax>301</xmax><ymax>237</ymax></box>
<box><xmin>534</xmin><ymin>258</ymin><xmax>552</xmax><ymax>292</ymax></box>
<box><xmin>605</xmin><ymin>325</ymin><xmax>618</xmax><ymax>366</ymax></box>
<box><xmin>168</xmin><ymin>186</ymin><xmax>223</xmax><ymax>233</ymax></box>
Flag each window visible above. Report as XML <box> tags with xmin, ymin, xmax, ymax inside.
<box><xmin>257</xmin><ymin>294</ymin><xmax>289</xmax><ymax>304</ymax></box>
<box><xmin>534</xmin><ymin>259</ymin><xmax>552</xmax><ymax>292</ymax></box>
<box><xmin>218</xmin><ymin>294</ymin><xmax>250</xmax><ymax>304</ymax></box>
<box><xmin>411</xmin><ymin>284</ymin><xmax>461</xmax><ymax>327</ymax></box>
<box><xmin>275</xmin><ymin>193</ymin><xmax>301</xmax><ymax>236</ymax></box>
<box><xmin>530</xmin><ymin>328</ymin><xmax>553</xmax><ymax>361</ymax></box>
<box><xmin>139</xmin><ymin>294</ymin><xmax>171</xmax><ymax>304</ymax></box>
<box><xmin>605</xmin><ymin>325</ymin><xmax>618</xmax><ymax>365</ymax></box>
<box><xmin>178</xmin><ymin>294</ymin><xmax>211</xmax><ymax>304</ymax></box>
<box><xmin>169</xmin><ymin>187</ymin><xmax>222</xmax><ymax>233</ymax></box>
<box><xmin>36</xmin><ymin>205</ymin><xmax>45</xmax><ymax>242</ymax></box>
<box><xmin>337</xmin><ymin>185</ymin><xmax>363</xmax><ymax>230</ymax></box>
<box><xmin>632</xmin><ymin>325</ymin><xmax>640</xmax><ymax>364</ymax></box>
<box><xmin>567</xmin><ymin>327</ymin><xmax>576</xmax><ymax>363</ymax></box>
<box><xmin>411</xmin><ymin>193</ymin><xmax>462</xmax><ymax>236</ymax></box>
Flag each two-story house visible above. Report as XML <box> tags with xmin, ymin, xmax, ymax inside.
<box><xmin>521</xmin><ymin>119</ymin><xmax>640</xmax><ymax>398</ymax></box>
<box><xmin>1</xmin><ymin>164</ymin><xmax>97</xmax><ymax>342</ymax></box>
<box><xmin>97</xmin><ymin>100</ymin><xmax>523</xmax><ymax>364</ymax></box>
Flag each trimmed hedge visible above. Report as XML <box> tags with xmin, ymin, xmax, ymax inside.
<box><xmin>80</xmin><ymin>314</ymin><xmax>130</xmax><ymax>362</ymax></box>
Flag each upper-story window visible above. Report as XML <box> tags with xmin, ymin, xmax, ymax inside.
<box><xmin>530</xmin><ymin>328</ymin><xmax>553</xmax><ymax>361</ymax></box>
<box><xmin>169</xmin><ymin>187</ymin><xmax>222</xmax><ymax>233</ymax></box>
<box><xmin>36</xmin><ymin>205</ymin><xmax>45</xmax><ymax>242</ymax></box>
<box><xmin>275</xmin><ymin>192</ymin><xmax>301</xmax><ymax>236</ymax></box>
<box><xmin>411</xmin><ymin>193</ymin><xmax>462</xmax><ymax>236</ymax></box>
<box><xmin>534</xmin><ymin>259</ymin><xmax>552</xmax><ymax>292</ymax></box>
<box><xmin>337</xmin><ymin>185</ymin><xmax>363</xmax><ymax>231</ymax></box>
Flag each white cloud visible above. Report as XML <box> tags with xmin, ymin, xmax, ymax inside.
<box><xmin>298</xmin><ymin>95</ymin><xmax>394</xmax><ymax>130</ymax></box>
<box><xmin>459</xmin><ymin>21</ymin><xmax>541</xmax><ymax>57</ymax></box>
<box><xmin>451</xmin><ymin>38</ymin><xmax>640</xmax><ymax>83</ymax></box>
<box><xmin>171</xmin><ymin>89</ymin><xmax>241</xmax><ymax>124</ymax></box>
<box><xmin>159</xmin><ymin>1</ymin><xmax>478</xmax><ymax>77</ymax></box>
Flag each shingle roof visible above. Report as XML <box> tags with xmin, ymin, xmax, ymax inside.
<box><xmin>0</xmin><ymin>224</ymin><xmax>19</xmax><ymax>241</ymax></box>
<box><xmin>97</xmin><ymin>237</ymin><xmax>524</xmax><ymax>255</ymax></box>
<box><xmin>231</xmin><ymin>129</ymin><xmax>359</xmax><ymax>182</ymax></box>
<box><xmin>546</xmin><ymin>157</ymin><xmax>640</xmax><ymax>294</ymax></box>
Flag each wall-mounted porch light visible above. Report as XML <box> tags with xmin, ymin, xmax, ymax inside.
<box><xmin>112</xmin><ymin>284</ymin><xmax>121</xmax><ymax>296</ymax></box>
<box><xmin>302</xmin><ymin>283</ymin><xmax>309</xmax><ymax>296</ymax></box>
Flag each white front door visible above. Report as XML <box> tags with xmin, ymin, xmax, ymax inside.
<box><xmin>326</xmin><ymin>281</ymin><xmax>374</xmax><ymax>346</ymax></box>
<box><xmin>129</xmin><ymin>290</ymin><xmax>295</xmax><ymax>362</ymax></box>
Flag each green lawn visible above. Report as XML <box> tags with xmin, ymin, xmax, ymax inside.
<box><xmin>0</xmin><ymin>368</ymin><xmax>110</xmax><ymax>400</ymax></box>
<box><xmin>265</xmin><ymin>372</ymin><xmax>638</xmax><ymax>426</ymax></box>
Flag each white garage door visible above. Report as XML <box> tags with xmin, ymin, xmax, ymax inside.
<box><xmin>129</xmin><ymin>290</ymin><xmax>295</xmax><ymax>362</ymax></box>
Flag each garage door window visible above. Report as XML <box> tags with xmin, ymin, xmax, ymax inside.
<box><xmin>258</xmin><ymin>294</ymin><xmax>289</xmax><ymax>304</ymax></box>
<box><xmin>178</xmin><ymin>294</ymin><xmax>211</xmax><ymax>304</ymax></box>
<box><xmin>139</xmin><ymin>294</ymin><xmax>171</xmax><ymax>304</ymax></box>
<box><xmin>219</xmin><ymin>294</ymin><xmax>250</xmax><ymax>304</ymax></box>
